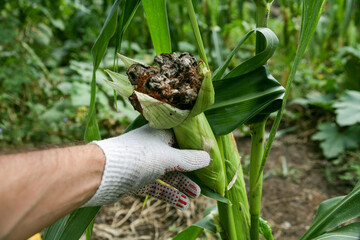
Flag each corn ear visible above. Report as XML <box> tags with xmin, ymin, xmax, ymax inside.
<box><xmin>173</xmin><ymin>113</ymin><xmax>226</xmax><ymax>195</ymax></box>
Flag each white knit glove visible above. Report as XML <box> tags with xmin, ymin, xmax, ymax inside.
<box><xmin>83</xmin><ymin>125</ymin><xmax>210</xmax><ymax>210</ymax></box>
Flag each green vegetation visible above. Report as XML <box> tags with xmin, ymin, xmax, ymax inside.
<box><xmin>1</xmin><ymin>0</ymin><xmax>360</xmax><ymax>239</ymax></box>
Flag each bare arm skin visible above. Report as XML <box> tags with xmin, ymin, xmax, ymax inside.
<box><xmin>0</xmin><ymin>145</ymin><xmax>105</xmax><ymax>240</ymax></box>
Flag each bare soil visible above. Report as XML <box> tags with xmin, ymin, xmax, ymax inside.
<box><xmin>0</xmin><ymin>127</ymin><xmax>350</xmax><ymax>240</ymax></box>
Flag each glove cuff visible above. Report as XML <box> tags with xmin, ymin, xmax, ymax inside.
<box><xmin>82</xmin><ymin>139</ymin><xmax>140</xmax><ymax>207</ymax></box>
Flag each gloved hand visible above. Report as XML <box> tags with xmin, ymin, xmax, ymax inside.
<box><xmin>83</xmin><ymin>125</ymin><xmax>210</xmax><ymax>210</ymax></box>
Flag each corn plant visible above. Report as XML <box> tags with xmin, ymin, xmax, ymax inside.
<box><xmin>44</xmin><ymin>0</ymin><xmax>360</xmax><ymax>239</ymax></box>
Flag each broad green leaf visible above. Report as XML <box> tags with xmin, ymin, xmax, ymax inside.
<box><xmin>259</xmin><ymin>0</ymin><xmax>326</xmax><ymax>182</ymax></box>
<box><xmin>311</xmin><ymin>123</ymin><xmax>360</xmax><ymax>158</ymax></box>
<box><xmin>173</xmin><ymin>205</ymin><xmax>218</xmax><ymax>240</ymax></box>
<box><xmin>306</xmin><ymin>92</ymin><xmax>335</xmax><ymax>110</ymax></box>
<box><xmin>300</xmin><ymin>182</ymin><xmax>360</xmax><ymax>239</ymax></box>
<box><xmin>334</xmin><ymin>90</ymin><xmax>360</xmax><ymax>126</ymax></box>
<box><xmin>142</xmin><ymin>0</ymin><xmax>171</xmax><ymax>54</ymax></box>
<box><xmin>213</xmin><ymin>28</ymin><xmax>278</xmax><ymax>81</ymax></box>
<box><xmin>205</xmin><ymin>66</ymin><xmax>284</xmax><ymax>136</ymax></box>
<box><xmin>312</xmin><ymin>222</ymin><xmax>360</xmax><ymax>240</ymax></box>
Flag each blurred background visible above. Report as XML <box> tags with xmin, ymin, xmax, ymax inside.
<box><xmin>1</xmin><ymin>1</ymin><xmax>360</xmax><ymax>238</ymax></box>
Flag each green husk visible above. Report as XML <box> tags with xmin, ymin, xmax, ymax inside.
<box><xmin>117</xmin><ymin>53</ymin><xmax>148</xmax><ymax>68</ymax></box>
<box><xmin>188</xmin><ymin>62</ymin><xmax>214</xmax><ymax>118</ymax></box>
<box><xmin>217</xmin><ymin>133</ymin><xmax>251</xmax><ymax>239</ymax></box>
<box><xmin>135</xmin><ymin>91</ymin><xmax>190</xmax><ymax>129</ymax></box>
<box><xmin>104</xmin><ymin>69</ymin><xmax>133</xmax><ymax>98</ymax></box>
<box><xmin>173</xmin><ymin>113</ymin><xmax>226</xmax><ymax>195</ymax></box>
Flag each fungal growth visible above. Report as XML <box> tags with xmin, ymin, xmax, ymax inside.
<box><xmin>126</xmin><ymin>52</ymin><xmax>202</xmax><ymax>113</ymax></box>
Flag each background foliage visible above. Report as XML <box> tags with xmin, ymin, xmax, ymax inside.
<box><xmin>1</xmin><ymin>0</ymin><xmax>359</xmax><ymax>185</ymax></box>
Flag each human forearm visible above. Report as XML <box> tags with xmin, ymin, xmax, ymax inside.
<box><xmin>0</xmin><ymin>145</ymin><xmax>105</xmax><ymax>240</ymax></box>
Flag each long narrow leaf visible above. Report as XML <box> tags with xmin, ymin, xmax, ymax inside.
<box><xmin>300</xmin><ymin>183</ymin><xmax>360</xmax><ymax>239</ymax></box>
<box><xmin>43</xmin><ymin>215</ymin><xmax>68</xmax><ymax>240</ymax></box>
<box><xmin>311</xmin><ymin>222</ymin><xmax>360</xmax><ymax>240</ymax></box>
<box><xmin>142</xmin><ymin>0</ymin><xmax>171</xmax><ymax>54</ymax></box>
<box><xmin>58</xmin><ymin>207</ymin><xmax>101</xmax><ymax>240</ymax></box>
<box><xmin>85</xmin><ymin>0</ymin><xmax>122</xmax><ymax>142</ymax></box>
<box><xmin>212</xmin><ymin>28</ymin><xmax>278</xmax><ymax>81</ymax></box>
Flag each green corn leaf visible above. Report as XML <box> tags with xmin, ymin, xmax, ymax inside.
<box><xmin>173</xmin><ymin>205</ymin><xmax>218</xmax><ymax>240</ymax></box>
<box><xmin>257</xmin><ymin>0</ymin><xmax>326</xmax><ymax>184</ymax></box>
<box><xmin>185</xmin><ymin>171</ymin><xmax>229</xmax><ymax>204</ymax></box>
<box><xmin>300</xmin><ymin>181</ymin><xmax>360</xmax><ymax>240</ymax></box>
<box><xmin>312</xmin><ymin>222</ymin><xmax>360</xmax><ymax>240</ymax></box>
<box><xmin>123</xmin><ymin>115</ymin><xmax>148</xmax><ymax>134</ymax></box>
<box><xmin>142</xmin><ymin>0</ymin><xmax>171</xmax><ymax>54</ymax></box>
<box><xmin>205</xmin><ymin>65</ymin><xmax>284</xmax><ymax>136</ymax></box>
<box><xmin>212</xmin><ymin>28</ymin><xmax>278</xmax><ymax>81</ymax></box>
<box><xmin>43</xmin><ymin>215</ymin><xmax>68</xmax><ymax>240</ymax></box>
<box><xmin>84</xmin><ymin>0</ymin><xmax>121</xmax><ymax>142</ymax></box>
<box><xmin>43</xmin><ymin>207</ymin><xmax>101</xmax><ymax>240</ymax></box>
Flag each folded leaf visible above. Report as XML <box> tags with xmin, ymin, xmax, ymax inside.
<box><xmin>206</xmin><ymin>65</ymin><xmax>284</xmax><ymax>135</ymax></box>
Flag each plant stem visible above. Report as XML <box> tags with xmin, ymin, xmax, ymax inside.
<box><xmin>249</xmin><ymin>3</ymin><xmax>272</xmax><ymax>239</ymax></box>
<box><xmin>249</xmin><ymin>121</ymin><xmax>266</xmax><ymax>240</ymax></box>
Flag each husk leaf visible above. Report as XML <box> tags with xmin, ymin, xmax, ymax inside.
<box><xmin>173</xmin><ymin>113</ymin><xmax>225</xmax><ymax>195</ymax></box>
<box><xmin>188</xmin><ymin>62</ymin><xmax>214</xmax><ymax>118</ymax></box>
<box><xmin>117</xmin><ymin>53</ymin><xmax>148</xmax><ymax>68</ymax></box>
<box><xmin>104</xmin><ymin>69</ymin><xmax>133</xmax><ymax>97</ymax></box>
<box><xmin>135</xmin><ymin>91</ymin><xmax>190</xmax><ymax>129</ymax></box>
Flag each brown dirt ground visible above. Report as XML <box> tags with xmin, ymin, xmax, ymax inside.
<box><xmin>0</xmin><ymin>127</ymin><xmax>350</xmax><ymax>240</ymax></box>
